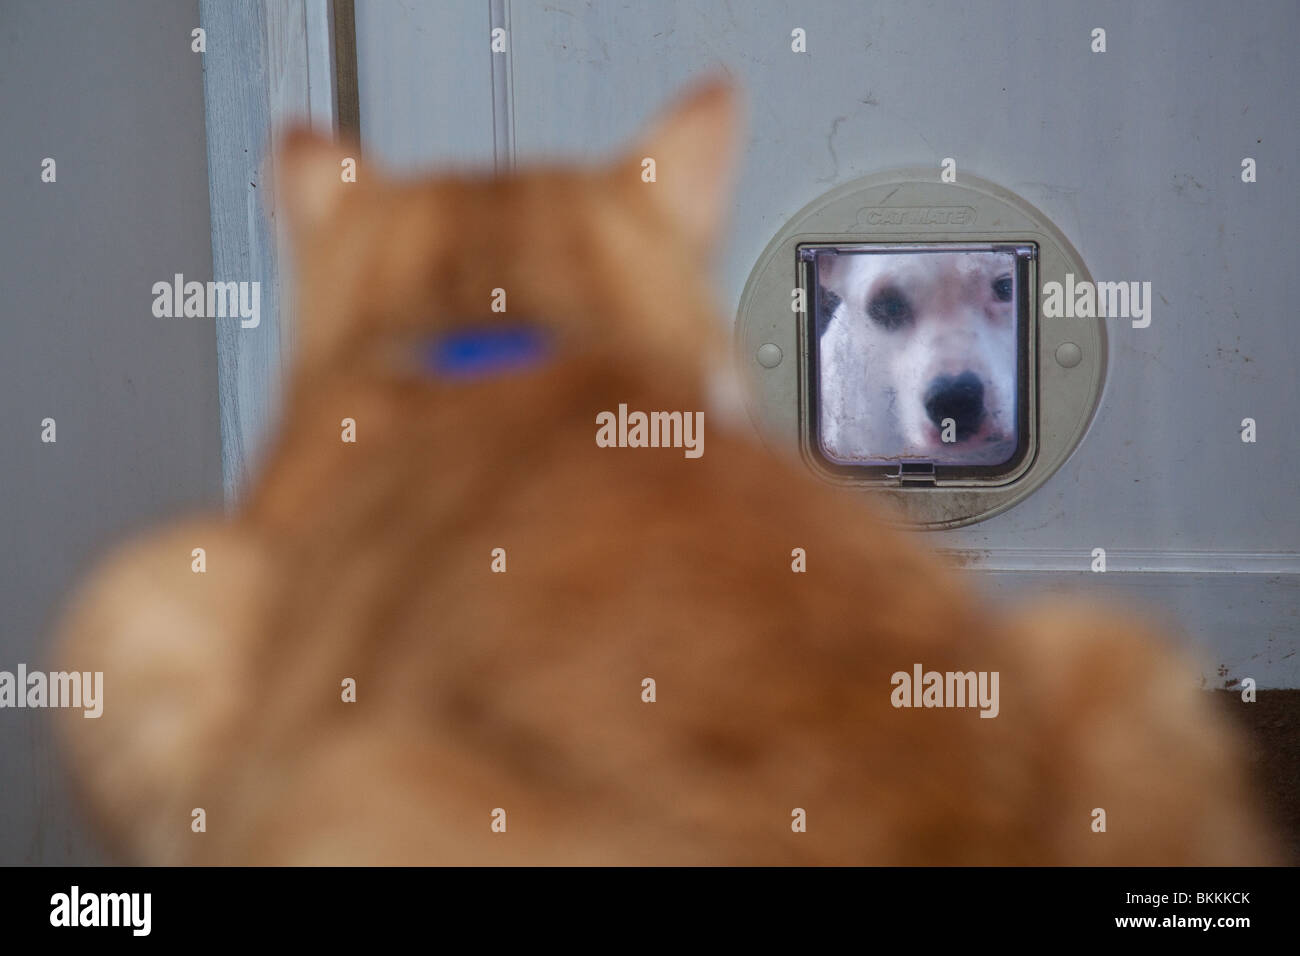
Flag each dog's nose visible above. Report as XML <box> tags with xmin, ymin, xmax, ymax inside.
<box><xmin>924</xmin><ymin>371</ymin><xmax>985</xmax><ymax>440</ymax></box>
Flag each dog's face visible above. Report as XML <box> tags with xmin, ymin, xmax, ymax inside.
<box><xmin>818</xmin><ymin>251</ymin><xmax>1018</xmax><ymax>465</ymax></box>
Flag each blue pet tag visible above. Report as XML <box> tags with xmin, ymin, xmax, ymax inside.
<box><xmin>422</xmin><ymin>324</ymin><xmax>554</xmax><ymax>381</ymax></box>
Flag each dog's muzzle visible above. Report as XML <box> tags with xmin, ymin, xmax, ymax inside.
<box><xmin>923</xmin><ymin>371</ymin><xmax>985</xmax><ymax>440</ymax></box>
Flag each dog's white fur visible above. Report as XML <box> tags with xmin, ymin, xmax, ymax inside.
<box><xmin>819</xmin><ymin>251</ymin><xmax>1018</xmax><ymax>465</ymax></box>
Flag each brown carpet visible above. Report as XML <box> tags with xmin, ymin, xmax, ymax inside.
<box><xmin>1213</xmin><ymin>688</ymin><xmax>1300</xmax><ymax>864</ymax></box>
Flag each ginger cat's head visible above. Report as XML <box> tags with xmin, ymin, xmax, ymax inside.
<box><xmin>54</xmin><ymin>77</ymin><xmax>755</xmax><ymax>864</ymax></box>
<box><xmin>278</xmin><ymin>79</ymin><xmax>744</xmax><ymax>391</ymax></box>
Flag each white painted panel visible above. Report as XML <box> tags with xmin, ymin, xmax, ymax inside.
<box><xmin>354</xmin><ymin>0</ymin><xmax>496</xmax><ymax>170</ymax></box>
<box><xmin>353</xmin><ymin>0</ymin><xmax>1299</xmax><ymax>683</ymax></box>
<box><xmin>507</xmin><ymin>0</ymin><xmax>1299</xmax><ymax>550</ymax></box>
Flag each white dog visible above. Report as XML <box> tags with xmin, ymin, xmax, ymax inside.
<box><xmin>817</xmin><ymin>250</ymin><xmax>1019</xmax><ymax>467</ymax></box>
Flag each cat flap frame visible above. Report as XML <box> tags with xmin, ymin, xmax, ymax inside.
<box><xmin>799</xmin><ymin>240</ymin><xmax>1036</xmax><ymax>483</ymax></box>
<box><xmin>735</xmin><ymin>170</ymin><xmax>1106</xmax><ymax>530</ymax></box>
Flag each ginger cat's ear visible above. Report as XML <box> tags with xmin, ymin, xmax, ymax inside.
<box><xmin>623</xmin><ymin>76</ymin><xmax>744</xmax><ymax>253</ymax></box>
<box><xmin>277</xmin><ymin>127</ymin><xmax>364</xmax><ymax>234</ymax></box>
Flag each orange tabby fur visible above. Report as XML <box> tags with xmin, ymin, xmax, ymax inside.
<box><xmin>54</xmin><ymin>81</ymin><xmax>1273</xmax><ymax>865</ymax></box>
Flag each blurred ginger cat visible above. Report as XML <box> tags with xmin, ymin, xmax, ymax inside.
<box><xmin>54</xmin><ymin>80</ymin><xmax>1271</xmax><ymax>865</ymax></box>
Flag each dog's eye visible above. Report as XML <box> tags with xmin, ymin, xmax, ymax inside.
<box><xmin>993</xmin><ymin>275</ymin><xmax>1014</xmax><ymax>302</ymax></box>
<box><xmin>867</xmin><ymin>287</ymin><xmax>913</xmax><ymax>330</ymax></box>
<box><xmin>818</xmin><ymin>286</ymin><xmax>843</xmax><ymax>318</ymax></box>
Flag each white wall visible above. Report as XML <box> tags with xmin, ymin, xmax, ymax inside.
<box><xmin>0</xmin><ymin>0</ymin><xmax>222</xmax><ymax>863</ymax></box>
